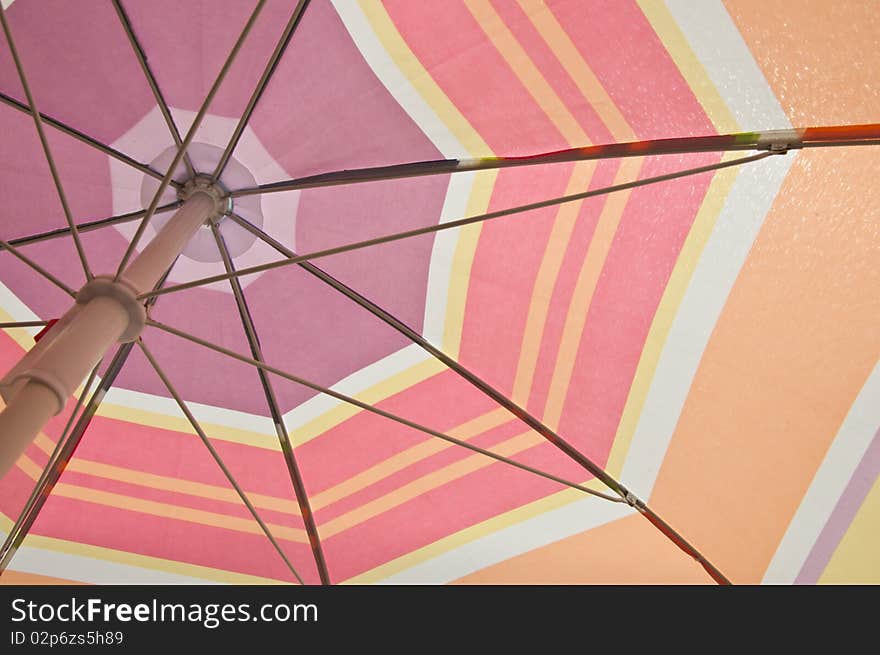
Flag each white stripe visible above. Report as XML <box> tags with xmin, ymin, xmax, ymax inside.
<box><xmin>103</xmin><ymin>385</ymin><xmax>277</xmax><ymax>437</ymax></box>
<box><xmin>376</xmin><ymin>153</ymin><xmax>793</xmax><ymax>584</ymax></box>
<box><xmin>361</xmin><ymin>1</ymin><xmax>797</xmax><ymax>583</ymax></box>
<box><xmin>282</xmin><ymin>343</ymin><xmax>429</xmax><ymax>429</ymax></box>
<box><xmin>4</xmin><ymin>536</ymin><xmax>221</xmax><ymax>585</ymax></box>
<box><xmin>762</xmin><ymin>362</ymin><xmax>880</xmax><ymax>583</ymax></box>
<box><xmin>331</xmin><ymin>1</ymin><xmax>477</xmax><ymax>347</ymax></box>
<box><xmin>622</xmin><ymin>153</ymin><xmax>793</xmax><ymax>497</ymax></box>
<box><xmin>664</xmin><ymin>0</ymin><xmax>791</xmax><ymax>130</ymax></box>
<box><xmin>0</xmin><ymin>280</ymin><xmax>43</xmax><ymax>337</ymax></box>
<box><xmin>422</xmin><ymin>172</ymin><xmax>476</xmax><ymax>345</ymax></box>
<box><xmin>376</xmin><ymin>497</ymin><xmax>634</xmax><ymax>584</ymax></box>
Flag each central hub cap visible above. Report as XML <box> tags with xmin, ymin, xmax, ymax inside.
<box><xmin>177</xmin><ymin>174</ymin><xmax>232</xmax><ymax>225</ymax></box>
<box><xmin>142</xmin><ymin>142</ymin><xmax>265</xmax><ymax>263</ymax></box>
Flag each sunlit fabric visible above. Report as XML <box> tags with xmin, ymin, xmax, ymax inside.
<box><xmin>0</xmin><ymin>0</ymin><xmax>877</xmax><ymax>585</ymax></box>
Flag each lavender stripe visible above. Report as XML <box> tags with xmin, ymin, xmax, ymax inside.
<box><xmin>795</xmin><ymin>426</ymin><xmax>880</xmax><ymax>583</ymax></box>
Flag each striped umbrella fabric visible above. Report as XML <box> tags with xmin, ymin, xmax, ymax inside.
<box><xmin>0</xmin><ymin>0</ymin><xmax>877</xmax><ymax>585</ymax></box>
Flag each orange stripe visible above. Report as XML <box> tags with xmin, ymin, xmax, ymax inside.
<box><xmin>320</xmin><ymin>430</ymin><xmax>546</xmax><ymax>538</ymax></box>
<box><xmin>650</xmin><ymin>148</ymin><xmax>880</xmax><ymax>582</ymax></box>
<box><xmin>0</xmin><ymin>570</ymin><xmax>83</xmax><ymax>585</ymax></box>
<box><xmin>511</xmin><ymin>162</ymin><xmax>597</xmax><ymax>405</ymax></box>
<box><xmin>519</xmin><ymin>0</ymin><xmax>635</xmax><ymax>141</ymax></box>
<box><xmin>453</xmin><ymin>512</ymin><xmax>711</xmax><ymax>583</ymax></box>
<box><xmin>463</xmin><ymin>0</ymin><xmax>589</xmax><ymax>145</ymax></box>
<box><xmin>725</xmin><ymin>0</ymin><xmax>880</xmax><ymax>126</ymax></box>
<box><xmin>52</xmin><ymin>483</ymin><xmax>308</xmax><ymax>543</ymax></box>
<box><xmin>543</xmin><ymin>158</ymin><xmax>642</xmax><ymax>428</ymax></box>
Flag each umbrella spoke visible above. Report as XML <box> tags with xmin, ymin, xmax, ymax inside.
<box><xmin>141</xmin><ymin>151</ymin><xmax>776</xmax><ymax>300</ymax></box>
<box><xmin>210</xmin><ymin>223</ymin><xmax>330</xmax><ymax>585</ymax></box>
<box><xmin>209</xmin><ymin>222</ymin><xmax>735</xmax><ymax>583</ymax></box>
<box><xmin>0</xmin><ymin>360</ymin><xmax>102</xmax><ymax>572</ymax></box>
<box><xmin>213</xmin><ymin>0</ymin><xmax>311</xmax><ymax>180</ymax></box>
<box><xmin>0</xmin><ymin>202</ymin><xmax>181</xmax><ymax>252</ymax></box>
<box><xmin>137</xmin><ymin>340</ymin><xmax>305</xmax><ymax>585</ymax></box>
<box><xmin>114</xmin><ymin>0</ymin><xmax>268</xmax><ymax>279</ymax></box>
<box><xmin>145</xmin><ymin>317</ymin><xmax>623</xmax><ymax>504</ymax></box>
<box><xmin>112</xmin><ymin>0</ymin><xmax>196</xmax><ymax>178</ymax></box>
<box><xmin>0</xmin><ymin>92</ymin><xmax>181</xmax><ymax>188</ymax></box>
<box><xmin>0</xmin><ymin>348</ymin><xmax>123</xmax><ymax>573</ymax></box>
<box><xmin>0</xmin><ymin>6</ymin><xmax>92</xmax><ymax>281</ymax></box>
<box><xmin>229</xmin><ymin>123</ymin><xmax>880</xmax><ymax>197</ymax></box>
<box><xmin>0</xmin><ymin>320</ymin><xmax>48</xmax><ymax>329</ymax></box>
<box><xmin>0</xmin><ymin>268</ymin><xmax>173</xmax><ymax>575</ymax></box>
<box><xmin>0</xmin><ymin>238</ymin><xmax>77</xmax><ymax>297</ymax></box>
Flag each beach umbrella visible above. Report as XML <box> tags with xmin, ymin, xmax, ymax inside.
<box><xmin>0</xmin><ymin>0</ymin><xmax>877</xmax><ymax>585</ymax></box>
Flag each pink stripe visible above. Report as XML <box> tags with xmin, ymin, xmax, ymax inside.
<box><xmin>546</xmin><ymin>0</ymin><xmax>715</xmax><ymax>139</ymax></box>
<box><xmin>459</xmin><ymin>164</ymin><xmax>576</xmax><ymax>397</ymax></box>
<box><xmin>31</xmin><ymin>493</ymin><xmax>317</xmax><ymax>582</ymax></box>
<box><xmin>490</xmin><ymin>0</ymin><xmax>614</xmax><ymax>144</ymax></box>
<box><xmin>313</xmin><ymin>419</ymin><xmax>524</xmax><ymax>524</ymax></box>
<box><xmin>384</xmin><ymin>0</ymin><xmax>567</xmax><ymax>154</ymax></box>
<box><xmin>557</xmin><ymin>153</ymin><xmax>717</xmax><ymax>457</ymax></box>
<box><xmin>296</xmin><ymin>368</ymin><xmax>501</xmax><ymax>494</ymax></box>
<box><xmin>526</xmin><ymin>159</ymin><xmax>620</xmax><ymax>416</ymax></box>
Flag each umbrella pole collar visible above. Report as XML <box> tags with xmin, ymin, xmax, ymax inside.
<box><xmin>0</xmin><ymin>192</ymin><xmax>216</xmax><ymax>478</ymax></box>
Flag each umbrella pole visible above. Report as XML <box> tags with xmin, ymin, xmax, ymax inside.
<box><xmin>0</xmin><ymin>191</ymin><xmax>218</xmax><ymax>477</ymax></box>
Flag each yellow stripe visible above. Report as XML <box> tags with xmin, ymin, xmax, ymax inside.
<box><xmin>605</xmin><ymin>154</ymin><xmax>741</xmax><ymax>476</ymax></box>
<box><xmin>5</xmin><ymin>454</ymin><xmax>307</xmax><ymax>543</ymax></box>
<box><xmin>0</xmin><ymin>514</ymin><xmax>288</xmax><ymax>584</ymax></box>
<box><xmin>322</xmin><ymin>429</ymin><xmax>553</xmax><ymax>539</ymax></box>
<box><xmin>636</xmin><ymin>0</ymin><xmax>739</xmax><ymax>133</ymax></box>
<box><xmin>343</xmin><ymin>482</ymin><xmax>599</xmax><ymax>583</ymax></box>
<box><xmin>464</xmin><ymin>0</ymin><xmax>589</xmax><ymax>146</ymax></box>
<box><xmin>818</xmin><ymin>475</ymin><xmax>880</xmax><ymax>584</ymax></box>
<box><xmin>309</xmin><ymin>407</ymin><xmax>511</xmax><ymax>509</ymax></box>
<box><xmin>0</xmin><ymin>308</ymin><xmax>38</xmax><ymax>351</ymax></box>
<box><xmin>511</xmin><ymin>162</ymin><xmax>596</xmax><ymax>405</ymax></box>
<box><xmin>519</xmin><ymin>0</ymin><xmax>635</xmax><ymax>142</ymax></box>
<box><xmin>543</xmin><ymin>158</ymin><xmax>642</xmax><ymax>429</ymax></box>
<box><xmin>29</xmin><ymin>433</ymin><xmax>301</xmax><ymax>514</ymax></box>
<box><xmin>443</xmin><ymin>170</ymin><xmax>498</xmax><ymax>358</ymax></box>
<box><xmin>26</xmin><ymin>408</ymin><xmax>514</xmax><ymax>520</ymax></box>
<box><xmin>52</xmin><ymin>484</ymin><xmax>306</xmax><ymax>543</ymax></box>
<box><xmin>358</xmin><ymin>0</ymin><xmax>491</xmax><ymax>157</ymax></box>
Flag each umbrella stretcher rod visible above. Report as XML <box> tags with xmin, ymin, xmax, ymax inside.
<box><xmin>0</xmin><ymin>185</ymin><xmax>224</xmax><ymax>476</ymax></box>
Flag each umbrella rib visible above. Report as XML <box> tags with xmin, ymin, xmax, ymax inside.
<box><xmin>145</xmin><ymin>318</ymin><xmax>623</xmax><ymax>504</ymax></box>
<box><xmin>224</xmin><ymin>224</ymin><xmax>734</xmax><ymax>582</ymax></box>
<box><xmin>111</xmin><ymin>0</ymin><xmax>196</xmax><ymax>178</ymax></box>
<box><xmin>140</xmin><ymin>151</ymin><xmax>775</xmax><ymax>300</ymax></box>
<box><xmin>210</xmin><ymin>223</ymin><xmax>330</xmax><ymax>585</ymax></box>
<box><xmin>0</xmin><ymin>361</ymin><xmax>103</xmax><ymax>572</ymax></box>
<box><xmin>114</xmin><ymin>0</ymin><xmax>268</xmax><ymax>280</ymax></box>
<box><xmin>0</xmin><ymin>349</ymin><xmax>123</xmax><ymax>573</ymax></box>
<box><xmin>0</xmin><ymin>6</ymin><xmax>92</xmax><ymax>281</ymax></box>
<box><xmin>0</xmin><ymin>238</ymin><xmax>77</xmax><ymax>297</ymax></box>
<box><xmin>212</xmin><ymin>0</ymin><xmax>311</xmax><ymax>180</ymax></box>
<box><xmin>137</xmin><ymin>340</ymin><xmax>305</xmax><ymax>585</ymax></box>
<box><xmin>0</xmin><ymin>267</ymin><xmax>173</xmax><ymax>575</ymax></box>
<box><xmin>0</xmin><ymin>202</ymin><xmax>182</xmax><ymax>252</ymax></box>
<box><xmin>228</xmin><ymin>123</ymin><xmax>880</xmax><ymax>197</ymax></box>
<box><xmin>0</xmin><ymin>320</ymin><xmax>48</xmax><ymax>329</ymax></box>
<box><xmin>0</xmin><ymin>92</ymin><xmax>181</xmax><ymax>188</ymax></box>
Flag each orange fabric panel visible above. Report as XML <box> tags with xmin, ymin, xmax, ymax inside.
<box><xmin>453</xmin><ymin>512</ymin><xmax>711</xmax><ymax>584</ymax></box>
<box><xmin>0</xmin><ymin>570</ymin><xmax>83</xmax><ymax>585</ymax></box>
<box><xmin>724</xmin><ymin>0</ymin><xmax>880</xmax><ymax>126</ymax></box>
<box><xmin>649</xmin><ymin>148</ymin><xmax>880</xmax><ymax>583</ymax></box>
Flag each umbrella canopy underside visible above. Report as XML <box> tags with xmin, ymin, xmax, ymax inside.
<box><xmin>0</xmin><ymin>0</ymin><xmax>877</xmax><ymax>585</ymax></box>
